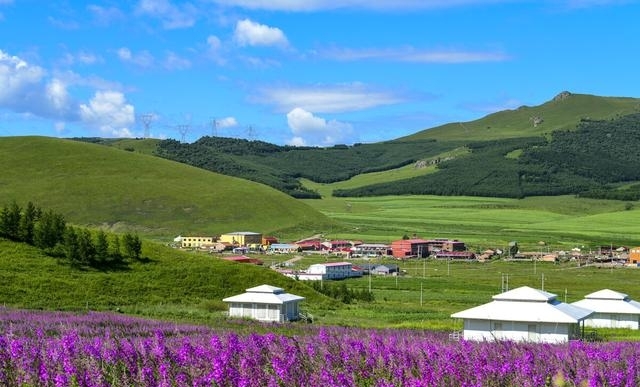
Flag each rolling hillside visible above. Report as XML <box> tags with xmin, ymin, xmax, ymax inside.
<box><xmin>148</xmin><ymin>92</ymin><xmax>640</xmax><ymax>199</ymax></box>
<box><xmin>0</xmin><ymin>136</ymin><xmax>335</xmax><ymax>241</ymax></box>
<box><xmin>0</xmin><ymin>238</ymin><xmax>338</xmax><ymax>322</ymax></box>
<box><xmin>401</xmin><ymin>92</ymin><xmax>640</xmax><ymax>141</ymax></box>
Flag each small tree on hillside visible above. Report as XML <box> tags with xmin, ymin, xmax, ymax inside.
<box><xmin>0</xmin><ymin>201</ymin><xmax>22</xmax><ymax>241</ymax></box>
<box><xmin>34</xmin><ymin>210</ymin><xmax>66</xmax><ymax>251</ymax></box>
<box><xmin>95</xmin><ymin>230</ymin><xmax>110</xmax><ymax>263</ymax></box>
<box><xmin>18</xmin><ymin>202</ymin><xmax>41</xmax><ymax>245</ymax></box>
<box><xmin>122</xmin><ymin>233</ymin><xmax>142</xmax><ymax>260</ymax></box>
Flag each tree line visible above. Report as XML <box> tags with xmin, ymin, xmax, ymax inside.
<box><xmin>0</xmin><ymin>201</ymin><xmax>142</xmax><ymax>269</ymax></box>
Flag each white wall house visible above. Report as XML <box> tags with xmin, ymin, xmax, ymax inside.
<box><xmin>451</xmin><ymin>286</ymin><xmax>593</xmax><ymax>343</ymax></box>
<box><xmin>222</xmin><ymin>284</ymin><xmax>304</xmax><ymax>323</ymax></box>
<box><xmin>307</xmin><ymin>262</ymin><xmax>353</xmax><ymax>280</ymax></box>
<box><xmin>571</xmin><ymin>289</ymin><xmax>640</xmax><ymax>329</ymax></box>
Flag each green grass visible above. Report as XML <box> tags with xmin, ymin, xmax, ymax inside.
<box><xmin>0</xmin><ymin>239</ymin><xmax>340</xmax><ymax>323</ymax></box>
<box><xmin>0</xmin><ymin>136</ymin><xmax>335</xmax><ymax>242</ymax></box>
<box><xmin>301</xmin><ymin>195</ymin><xmax>640</xmax><ymax>251</ymax></box>
<box><xmin>401</xmin><ymin>93</ymin><xmax>640</xmax><ymax>142</ymax></box>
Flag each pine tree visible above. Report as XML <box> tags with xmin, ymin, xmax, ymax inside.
<box><xmin>18</xmin><ymin>202</ymin><xmax>40</xmax><ymax>245</ymax></box>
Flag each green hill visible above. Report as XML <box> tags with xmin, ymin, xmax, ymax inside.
<box><xmin>149</xmin><ymin>92</ymin><xmax>640</xmax><ymax>200</ymax></box>
<box><xmin>0</xmin><ymin>238</ymin><xmax>338</xmax><ymax>322</ymax></box>
<box><xmin>0</xmin><ymin>136</ymin><xmax>334</xmax><ymax>241</ymax></box>
<box><xmin>401</xmin><ymin>92</ymin><xmax>640</xmax><ymax>141</ymax></box>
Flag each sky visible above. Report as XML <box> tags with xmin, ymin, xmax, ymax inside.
<box><xmin>1</xmin><ymin>0</ymin><xmax>639</xmax><ymax>146</ymax></box>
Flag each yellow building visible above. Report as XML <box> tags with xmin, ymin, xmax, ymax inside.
<box><xmin>180</xmin><ymin>236</ymin><xmax>216</xmax><ymax>249</ymax></box>
<box><xmin>219</xmin><ymin>231</ymin><xmax>262</xmax><ymax>246</ymax></box>
<box><xmin>629</xmin><ymin>247</ymin><xmax>640</xmax><ymax>264</ymax></box>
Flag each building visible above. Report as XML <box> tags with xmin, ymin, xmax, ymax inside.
<box><xmin>267</xmin><ymin>243</ymin><xmax>299</xmax><ymax>254</ymax></box>
<box><xmin>321</xmin><ymin>240</ymin><xmax>353</xmax><ymax>252</ymax></box>
<box><xmin>629</xmin><ymin>246</ymin><xmax>640</xmax><ymax>265</ymax></box>
<box><xmin>390</xmin><ymin>239</ymin><xmax>429</xmax><ymax>259</ymax></box>
<box><xmin>370</xmin><ymin>264</ymin><xmax>399</xmax><ymax>275</ymax></box>
<box><xmin>451</xmin><ymin>286</ymin><xmax>593</xmax><ymax>343</ymax></box>
<box><xmin>571</xmin><ymin>289</ymin><xmax>640</xmax><ymax>329</ymax></box>
<box><xmin>180</xmin><ymin>236</ymin><xmax>217</xmax><ymax>249</ymax></box>
<box><xmin>222</xmin><ymin>284</ymin><xmax>304</xmax><ymax>323</ymax></box>
<box><xmin>307</xmin><ymin>262</ymin><xmax>354</xmax><ymax>280</ymax></box>
<box><xmin>219</xmin><ymin>232</ymin><xmax>262</xmax><ymax>246</ymax></box>
<box><xmin>350</xmin><ymin>243</ymin><xmax>392</xmax><ymax>258</ymax></box>
<box><xmin>425</xmin><ymin>239</ymin><xmax>466</xmax><ymax>253</ymax></box>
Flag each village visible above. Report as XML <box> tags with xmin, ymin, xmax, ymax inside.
<box><xmin>173</xmin><ymin>231</ymin><xmax>640</xmax><ymax>278</ymax></box>
<box><xmin>171</xmin><ymin>230</ymin><xmax>640</xmax><ymax>344</ymax></box>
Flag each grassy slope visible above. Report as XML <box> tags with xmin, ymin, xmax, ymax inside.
<box><xmin>0</xmin><ymin>136</ymin><xmax>334</xmax><ymax>241</ymax></box>
<box><xmin>0</xmin><ymin>239</ymin><xmax>338</xmax><ymax>323</ymax></box>
<box><xmin>401</xmin><ymin>93</ymin><xmax>640</xmax><ymax>142</ymax></box>
<box><xmin>300</xmin><ymin>194</ymin><xmax>640</xmax><ymax>251</ymax></box>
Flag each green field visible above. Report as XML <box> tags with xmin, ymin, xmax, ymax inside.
<box><xmin>300</xmin><ymin>194</ymin><xmax>639</xmax><ymax>252</ymax></box>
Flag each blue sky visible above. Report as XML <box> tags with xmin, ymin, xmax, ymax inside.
<box><xmin>1</xmin><ymin>0</ymin><xmax>639</xmax><ymax>146</ymax></box>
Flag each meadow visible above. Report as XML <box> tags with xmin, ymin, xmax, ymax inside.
<box><xmin>300</xmin><ymin>191</ymin><xmax>640</xmax><ymax>252</ymax></box>
<box><xmin>2</xmin><ymin>308</ymin><xmax>640</xmax><ymax>387</ymax></box>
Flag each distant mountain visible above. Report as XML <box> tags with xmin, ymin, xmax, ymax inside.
<box><xmin>0</xmin><ymin>136</ymin><xmax>334</xmax><ymax>240</ymax></box>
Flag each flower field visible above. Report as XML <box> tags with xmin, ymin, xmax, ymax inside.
<box><xmin>1</xmin><ymin>309</ymin><xmax>639</xmax><ymax>386</ymax></box>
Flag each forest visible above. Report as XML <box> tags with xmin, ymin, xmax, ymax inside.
<box><xmin>153</xmin><ymin>113</ymin><xmax>640</xmax><ymax>200</ymax></box>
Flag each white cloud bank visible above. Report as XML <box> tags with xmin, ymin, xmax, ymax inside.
<box><xmin>79</xmin><ymin>91</ymin><xmax>135</xmax><ymax>137</ymax></box>
<box><xmin>234</xmin><ymin>19</ymin><xmax>289</xmax><ymax>48</ymax></box>
<box><xmin>0</xmin><ymin>49</ymin><xmax>135</xmax><ymax>137</ymax></box>
<box><xmin>320</xmin><ymin>46</ymin><xmax>509</xmax><ymax>63</ymax></box>
<box><xmin>254</xmin><ymin>83</ymin><xmax>404</xmax><ymax>113</ymax></box>
<box><xmin>286</xmin><ymin>107</ymin><xmax>353</xmax><ymax>146</ymax></box>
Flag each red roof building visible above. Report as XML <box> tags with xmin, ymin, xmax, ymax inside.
<box><xmin>390</xmin><ymin>239</ymin><xmax>429</xmax><ymax>259</ymax></box>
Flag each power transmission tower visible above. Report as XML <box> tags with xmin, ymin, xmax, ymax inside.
<box><xmin>140</xmin><ymin>113</ymin><xmax>154</xmax><ymax>138</ymax></box>
<box><xmin>210</xmin><ymin>118</ymin><xmax>218</xmax><ymax>137</ymax></box>
<box><xmin>246</xmin><ymin>125</ymin><xmax>255</xmax><ymax>140</ymax></box>
<box><xmin>177</xmin><ymin>124</ymin><xmax>190</xmax><ymax>143</ymax></box>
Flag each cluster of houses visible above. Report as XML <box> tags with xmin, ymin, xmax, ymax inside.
<box><xmin>174</xmin><ymin>231</ymin><xmax>640</xmax><ymax>266</ymax></box>
<box><xmin>174</xmin><ymin>231</ymin><xmax>477</xmax><ymax>260</ymax></box>
<box><xmin>222</xmin><ymin>284</ymin><xmax>640</xmax><ymax>344</ymax></box>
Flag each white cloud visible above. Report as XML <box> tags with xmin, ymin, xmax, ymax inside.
<box><xmin>117</xmin><ymin>47</ymin><xmax>155</xmax><ymax>68</ymax></box>
<box><xmin>60</xmin><ymin>51</ymin><xmax>102</xmax><ymax>66</ymax></box>
<box><xmin>136</xmin><ymin>0</ymin><xmax>197</xmax><ymax>29</ymax></box>
<box><xmin>254</xmin><ymin>83</ymin><xmax>404</xmax><ymax>113</ymax></box>
<box><xmin>207</xmin><ymin>35</ymin><xmax>222</xmax><ymax>51</ymax></box>
<box><xmin>217</xmin><ymin>116</ymin><xmax>238</xmax><ymax>128</ymax></box>
<box><xmin>286</xmin><ymin>107</ymin><xmax>353</xmax><ymax>146</ymax></box>
<box><xmin>234</xmin><ymin>19</ymin><xmax>289</xmax><ymax>48</ymax></box>
<box><xmin>79</xmin><ymin>91</ymin><xmax>135</xmax><ymax>137</ymax></box>
<box><xmin>164</xmin><ymin>52</ymin><xmax>191</xmax><ymax>70</ymax></box>
<box><xmin>321</xmin><ymin>46</ymin><xmax>509</xmax><ymax>63</ymax></box>
<box><xmin>46</xmin><ymin>78</ymin><xmax>70</xmax><ymax>111</ymax></box>
<box><xmin>212</xmin><ymin>0</ymin><xmax>512</xmax><ymax>12</ymax></box>
<box><xmin>0</xmin><ymin>49</ymin><xmax>76</xmax><ymax>119</ymax></box>
<box><xmin>87</xmin><ymin>4</ymin><xmax>125</xmax><ymax>25</ymax></box>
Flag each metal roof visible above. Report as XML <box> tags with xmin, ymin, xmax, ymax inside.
<box><xmin>451</xmin><ymin>286</ymin><xmax>593</xmax><ymax>323</ymax></box>
<box><xmin>222</xmin><ymin>284</ymin><xmax>304</xmax><ymax>305</ymax></box>
<box><xmin>572</xmin><ymin>289</ymin><xmax>640</xmax><ymax>315</ymax></box>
